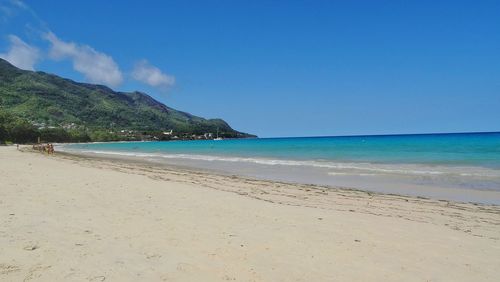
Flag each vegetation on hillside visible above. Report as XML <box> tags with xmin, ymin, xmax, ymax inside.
<box><xmin>0</xmin><ymin>58</ymin><xmax>254</xmax><ymax>143</ymax></box>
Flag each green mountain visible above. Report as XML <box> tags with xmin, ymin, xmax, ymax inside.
<box><xmin>0</xmin><ymin>58</ymin><xmax>254</xmax><ymax>142</ymax></box>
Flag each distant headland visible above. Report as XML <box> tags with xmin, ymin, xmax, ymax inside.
<box><xmin>0</xmin><ymin>58</ymin><xmax>255</xmax><ymax>144</ymax></box>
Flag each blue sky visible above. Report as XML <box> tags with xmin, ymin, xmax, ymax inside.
<box><xmin>1</xmin><ymin>0</ymin><xmax>499</xmax><ymax>137</ymax></box>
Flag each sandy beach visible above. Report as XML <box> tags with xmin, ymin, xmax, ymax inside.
<box><xmin>1</xmin><ymin>146</ymin><xmax>499</xmax><ymax>281</ymax></box>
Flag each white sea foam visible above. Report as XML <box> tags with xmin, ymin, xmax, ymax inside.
<box><xmin>60</xmin><ymin>148</ymin><xmax>500</xmax><ymax>180</ymax></box>
<box><xmin>328</xmin><ymin>172</ymin><xmax>378</xmax><ymax>176</ymax></box>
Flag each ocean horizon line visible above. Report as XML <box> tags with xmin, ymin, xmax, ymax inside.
<box><xmin>257</xmin><ymin>130</ymin><xmax>500</xmax><ymax>140</ymax></box>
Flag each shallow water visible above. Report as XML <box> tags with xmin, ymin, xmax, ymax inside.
<box><xmin>61</xmin><ymin>132</ymin><xmax>500</xmax><ymax>204</ymax></box>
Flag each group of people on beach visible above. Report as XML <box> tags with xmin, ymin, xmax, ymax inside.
<box><xmin>32</xmin><ymin>143</ymin><xmax>55</xmax><ymax>155</ymax></box>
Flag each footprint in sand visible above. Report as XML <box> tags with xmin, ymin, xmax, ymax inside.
<box><xmin>0</xmin><ymin>263</ymin><xmax>21</xmax><ymax>275</ymax></box>
<box><xmin>23</xmin><ymin>264</ymin><xmax>51</xmax><ymax>281</ymax></box>
<box><xmin>176</xmin><ymin>262</ymin><xmax>199</xmax><ymax>272</ymax></box>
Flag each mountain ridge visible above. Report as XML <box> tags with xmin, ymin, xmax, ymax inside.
<box><xmin>0</xmin><ymin>58</ymin><xmax>254</xmax><ymax>142</ymax></box>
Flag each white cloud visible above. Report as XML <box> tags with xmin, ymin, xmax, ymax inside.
<box><xmin>132</xmin><ymin>59</ymin><xmax>175</xmax><ymax>88</ymax></box>
<box><xmin>0</xmin><ymin>5</ymin><xmax>13</xmax><ymax>21</ymax></box>
<box><xmin>0</xmin><ymin>34</ymin><xmax>40</xmax><ymax>70</ymax></box>
<box><xmin>10</xmin><ymin>0</ymin><xmax>28</xmax><ymax>10</ymax></box>
<box><xmin>0</xmin><ymin>1</ymin><xmax>16</xmax><ymax>21</ymax></box>
<box><xmin>43</xmin><ymin>31</ymin><xmax>123</xmax><ymax>87</ymax></box>
<box><xmin>0</xmin><ymin>0</ymin><xmax>33</xmax><ymax>23</ymax></box>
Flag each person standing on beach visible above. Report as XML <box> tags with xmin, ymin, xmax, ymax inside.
<box><xmin>48</xmin><ymin>144</ymin><xmax>55</xmax><ymax>155</ymax></box>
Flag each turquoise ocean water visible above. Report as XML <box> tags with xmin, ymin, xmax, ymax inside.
<box><xmin>62</xmin><ymin>132</ymin><xmax>500</xmax><ymax>204</ymax></box>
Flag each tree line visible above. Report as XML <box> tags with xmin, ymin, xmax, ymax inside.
<box><xmin>0</xmin><ymin>111</ymin><xmax>91</xmax><ymax>144</ymax></box>
<box><xmin>0</xmin><ymin>111</ymin><xmax>188</xmax><ymax>144</ymax></box>
<box><xmin>1</xmin><ymin>110</ymin><xmax>246</xmax><ymax>144</ymax></box>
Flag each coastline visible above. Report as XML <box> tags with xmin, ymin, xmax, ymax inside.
<box><xmin>1</xmin><ymin>146</ymin><xmax>500</xmax><ymax>281</ymax></box>
<box><xmin>59</xmin><ymin>142</ymin><xmax>500</xmax><ymax>205</ymax></box>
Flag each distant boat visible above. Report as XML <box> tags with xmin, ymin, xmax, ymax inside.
<box><xmin>214</xmin><ymin>128</ymin><xmax>223</xmax><ymax>141</ymax></box>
